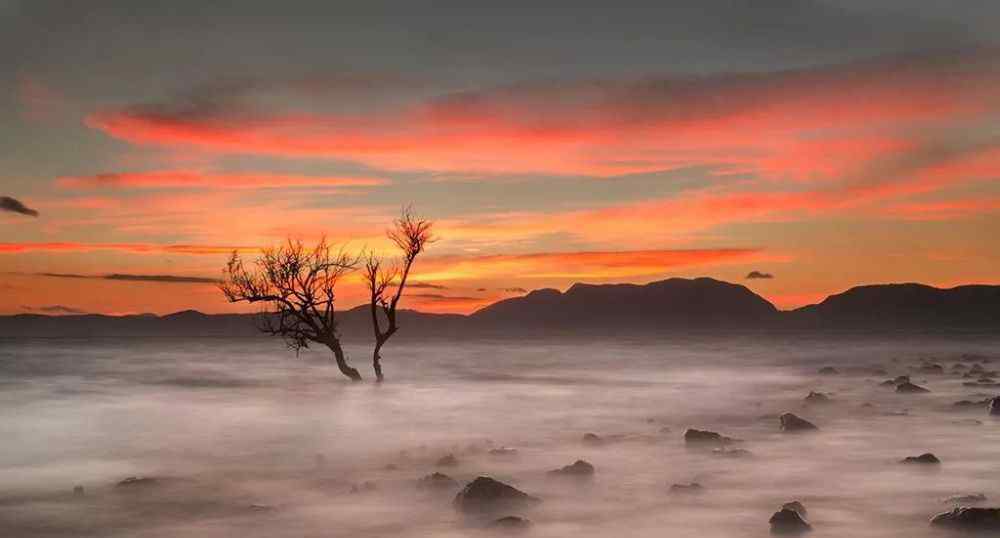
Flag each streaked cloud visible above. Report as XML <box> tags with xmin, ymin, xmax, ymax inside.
<box><xmin>57</xmin><ymin>171</ymin><xmax>387</xmax><ymax>190</ymax></box>
<box><xmin>38</xmin><ymin>272</ymin><xmax>219</xmax><ymax>284</ymax></box>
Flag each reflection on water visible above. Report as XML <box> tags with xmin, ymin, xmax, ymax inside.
<box><xmin>1</xmin><ymin>335</ymin><xmax>998</xmax><ymax>537</ymax></box>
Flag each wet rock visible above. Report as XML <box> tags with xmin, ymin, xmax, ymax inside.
<box><xmin>350</xmin><ymin>481</ymin><xmax>377</xmax><ymax>494</ymax></box>
<box><xmin>879</xmin><ymin>379</ymin><xmax>897</xmax><ymax>387</ymax></box>
<box><xmin>454</xmin><ymin>476</ymin><xmax>541</xmax><ymax>514</ymax></box>
<box><xmin>248</xmin><ymin>504</ymin><xmax>274</xmax><ymax>512</ymax></box>
<box><xmin>417</xmin><ymin>472</ymin><xmax>458</xmax><ymax>490</ymax></box>
<box><xmin>952</xmin><ymin>398</ymin><xmax>990</xmax><ymax>408</ymax></box>
<box><xmin>894</xmin><ymin>375</ymin><xmax>911</xmax><ymax>384</ymax></box>
<box><xmin>918</xmin><ymin>363</ymin><xmax>944</xmax><ymax>374</ymax></box>
<box><xmin>669</xmin><ymin>482</ymin><xmax>704</xmax><ymax>493</ymax></box>
<box><xmin>930</xmin><ymin>507</ymin><xmax>1000</xmax><ymax>530</ymax></box>
<box><xmin>952</xmin><ymin>363</ymin><xmax>969</xmax><ymax>371</ymax></box>
<box><xmin>684</xmin><ymin>428</ymin><xmax>735</xmax><ymax>446</ymax></box>
<box><xmin>770</xmin><ymin>507</ymin><xmax>812</xmax><ymax>534</ymax></box>
<box><xmin>780</xmin><ymin>413</ymin><xmax>818</xmax><ymax>432</ymax></box>
<box><xmin>943</xmin><ymin>494</ymin><xmax>987</xmax><ymax>504</ymax></box>
<box><xmin>116</xmin><ymin>476</ymin><xmax>159</xmax><ymax>489</ymax></box>
<box><xmin>901</xmin><ymin>453</ymin><xmax>940</xmax><ymax>464</ymax></box>
<box><xmin>896</xmin><ymin>381</ymin><xmax>930</xmax><ymax>393</ymax></box>
<box><xmin>990</xmin><ymin>397</ymin><xmax>1000</xmax><ymax>416</ymax></box>
<box><xmin>489</xmin><ymin>447</ymin><xmax>519</xmax><ymax>458</ymax></box>
<box><xmin>490</xmin><ymin>515</ymin><xmax>531</xmax><ymax>530</ymax></box>
<box><xmin>970</xmin><ymin>364</ymin><xmax>986</xmax><ymax>374</ymax></box>
<box><xmin>818</xmin><ymin>367</ymin><xmax>838</xmax><ymax>375</ymax></box>
<box><xmin>548</xmin><ymin>459</ymin><xmax>595</xmax><ymax>476</ymax></box>
<box><xmin>436</xmin><ymin>454</ymin><xmax>459</xmax><ymax>467</ymax></box>
<box><xmin>804</xmin><ymin>391</ymin><xmax>830</xmax><ymax>404</ymax></box>
<box><xmin>713</xmin><ymin>447</ymin><xmax>752</xmax><ymax>458</ymax></box>
<box><xmin>582</xmin><ymin>433</ymin><xmax>603</xmax><ymax>445</ymax></box>
<box><xmin>781</xmin><ymin>501</ymin><xmax>807</xmax><ymax>518</ymax></box>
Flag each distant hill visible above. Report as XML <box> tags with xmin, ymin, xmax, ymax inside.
<box><xmin>1</xmin><ymin>278</ymin><xmax>997</xmax><ymax>338</ymax></box>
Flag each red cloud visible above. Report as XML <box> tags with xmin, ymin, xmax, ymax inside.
<box><xmin>56</xmin><ymin>171</ymin><xmax>388</xmax><ymax>190</ymax></box>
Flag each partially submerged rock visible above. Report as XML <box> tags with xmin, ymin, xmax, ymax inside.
<box><xmin>489</xmin><ymin>447</ymin><xmax>519</xmax><ymax>458</ymax></box>
<box><xmin>490</xmin><ymin>515</ymin><xmax>531</xmax><ymax>530</ymax></box>
<box><xmin>930</xmin><ymin>507</ymin><xmax>1000</xmax><ymax>530</ymax></box>
<box><xmin>781</xmin><ymin>501</ymin><xmax>807</xmax><ymax>518</ymax></box>
<box><xmin>669</xmin><ymin>482</ymin><xmax>703</xmax><ymax>494</ymax></box>
<box><xmin>417</xmin><ymin>472</ymin><xmax>458</xmax><ymax>490</ymax></box>
<box><xmin>804</xmin><ymin>391</ymin><xmax>830</xmax><ymax>404</ymax></box>
<box><xmin>713</xmin><ymin>447</ymin><xmax>752</xmax><ymax>458</ymax></box>
<box><xmin>896</xmin><ymin>382</ymin><xmax>930</xmax><ymax>393</ymax></box>
<box><xmin>115</xmin><ymin>476</ymin><xmax>159</xmax><ymax>489</ymax></box>
<box><xmin>684</xmin><ymin>428</ymin><xmax>736</xmax><ymax>446</ymax></box>
<box><xmin>818</xmin><ymin>367</ymin><xmax>838</xmax><ymax>375</ymax></box>
<box><xmin>548</xmin><ymin>459</ymin><xmax>595</xmax><ymax>476</ymax></box>
<box><xmin>770</xmin><ymin>507</ymin><xmax>812</xmax><ymax>534</ymax></box>
<box><xmin>581</xmin><ymin>432</ymin><xmax>603</xmax><ymax>445</ymax></box>
<box><xmin>454</xmin><ymin>476</ymin><xmax>541</xmax><ymax>514</ymax></box>
<box><xmin>943</xmin><ymin>494</ymin><xmax>987</xmax><ymax>504</ymax></box>
<box><xmin>436</xmin><ymin>454</ymin><xmax>459</xmax><ymax>467</ymax></box>
<box><xmin>901</xmin><ymin>453</ymin><xmax>940</xmax><ymax>464</ymax></box>
<box><xmin>780</xmin><ymin>413</ymin><xmax>818</xmax><ymax>432</ymax></box>
<box><xmin>917</xmin><ymin>363</ymin><xmax>944</xmax><ymax>374</ymax></box>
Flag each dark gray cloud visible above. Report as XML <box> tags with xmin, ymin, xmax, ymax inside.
<box><xmin>746</xmin><ymin>271</ymin><xmax>774</xmax><ymax>280</ymax></box>
<box><xmin>22</xmin><ymin>305</ymin><xmax>88</xmax><ymax>314</ymax></box>
<box><xmin>1</xmin><ymin>196</ymin><xmax>39</xmax><ymax>216</ymax></box>
<box><xmin>503</xmin><ymin>287</ymin><xmax>528</xmax><ymax>293</ymax></box>
<box><xmin>408</xmin><ymin>281</ymin><xmax>448</xmax><ymax>289</ymax></box>
<box><xmin>411</xmin><ymin>293</ymin><xmax>479</xmax><ymax>302</ymax></box>
<box><xmin>38</xmin><ymin>272</ymin><xmax>219</xmax><ymax>284</ymax></box>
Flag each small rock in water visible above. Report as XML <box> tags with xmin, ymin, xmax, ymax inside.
<box><xmin>684</xmin><ymin>428</ymin><xmax>736</xmax><ymax>446</ymax></box>
<box><xmin>769</xmin><ymin>507</ymin><xmax>812</xmax><ymax>534</ymax></box>
<box><xmin>901</xmin><ymin>453</ymin><xmax>940</xmax><ymax>464</ymax></box>
<box><xmin>669</xmin><ymin>482</ymin><xmax>704</xmax><ymax>494</ymax></box>
<box><xmin>418</xmin><ymin>472</ymin><xmax>458</xmax><ymax>490</ymax></box>
<box><xmin>781</xmin><ymin>501</ymin><xmax>807</xmax><ymax>518</ymax></box>
<box><xmin>548</xmin><ymin>459</ymin><xmax>595</xmax><ymax>476</ymax></box>
<box><xmin>713</xmin><ymin>447</ymin><xmax>752</xmax><ymax>458</ymax></box>
<box><xmin>490</xmin><ymin>515</ymin><xmax>532</xmax><ymax>530</ymax></box>
<box><xmin>582</xmin><ymin>432</ymin><xmax>604</xmax><ymax>445</ymax></box>
<box><xmin>350</xmin><ymin>481</ymin><xmax>377</xmax><ymax>494</ymax></box>
<box><xmin>943</xmin><ymin>494</ymin><xmax>987</xmax><ymax>504</ymax></box>
<box><xmin>988</xmin><ymin>397</ymin><xmax>1000</xmax><ymax>416</ymax></box>
<box><xmin>804</xmin><ymin>391</ymin><xmax>830</xmax><ymax>404</ymax></box>
<box><xmin>918</xmin><ymin>363</ymin><xmax>944</xmax><ymax>374</ymax></box>
<box><xmin>453</xmin><ymin>476</ymin><xmax>541</xmax><ymax>514</ymax></box>
<box><xmin>930</xmin><ymin>507</ymin><xmax>1000</xmax><ymax>530</ymax></box>
<box><xmin>116</xmin><ymin>476</ymin><xmax>159</xmax><ymax>489</ymax></box>
<box><xmin>896</xmin><ymin>381</ymin><xmax>930</xmax><ymax>393</ymax></box>
<box><xmin>952</xmin><ymin>398</ymin><xmax>990</xmax><ymax>408</ymax></box>
<box><xmin>489</xmin><ymin>447</ymin><xmax>519</xmax><ymax>458</ymax></box>
<box><xmin>818</xmin><ymin>367</ymin><xmax>838</xmax><ymax>375</ymax></box>
<box><xmin>436</xmin><ymin>454</ymin><xmax>459</xmax><ymax>467</ymax></box>
<box><xmin>780</xmin><ymin>413</ymin><xmax>818</xmax><ymax>432</ymax></box>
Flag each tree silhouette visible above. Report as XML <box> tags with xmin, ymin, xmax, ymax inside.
<box><xmin>220</xmin><ymin>237</ymin><xmax>364</xmax><ymax>381</ymax></box>
<box><xmin>363</xmin><ymin>208</ymin><xmax>434</xmax><ymax>381</ymax></box>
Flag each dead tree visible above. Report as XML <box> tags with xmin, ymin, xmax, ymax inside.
<box><xmin>363</xmin><ymin>209</ymin><xmax>434</xmax><ymax>381</ymax></box>
<box><xmin>220</xmin><ymin>237</ymin><xmax>364</xmax><ymax>381</ymax></box>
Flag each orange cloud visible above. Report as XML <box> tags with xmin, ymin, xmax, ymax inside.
<box><xmin>86</xmin><ymin>49</ymin><xmax>1000</xmax><ymax>178</ymax></box>
<box><xmin>57</xmin><ymin>170</ymin><xmax>387</xmax><ymax>190</ymax></box>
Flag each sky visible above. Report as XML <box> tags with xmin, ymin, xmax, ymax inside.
<box><xmin>2</xmin><ymin>1</ymin><xmax>1000</xmax><ymax>315</ymax></box>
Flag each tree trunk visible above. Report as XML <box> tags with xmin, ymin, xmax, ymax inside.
<box><xmin>372</xmin><ymin>340</ymin><xmax>385</xmax><ymax>382</ymax></box>
<box><xmin>327</xmin><ymin>341</ymin><xmax>362</xmax><ymax>381</ymax></box>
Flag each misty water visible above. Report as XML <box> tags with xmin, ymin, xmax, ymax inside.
<box><xmin>2</xmin><ymin>335</ymin><xmax>999</xmax><ymax>537</ymax></box>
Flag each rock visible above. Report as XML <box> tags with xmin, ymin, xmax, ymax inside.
<box><xmin>548</xmin><ymin>459</ymin><xmax>595</xmax><ymax>476</ymax></box>
<box><xmin>453</xmin><ymin>476</ymin><xmax>541</xmax><ymax>514</ymax></box>
<box><xmin>582</xmin><ymin>433</ymin><xmax>603</xmax><ymax>445</ymax></box>
<box><xmin>804</xmin><ymin>391</ymin><xmax>830</xmax><ymax>404</ymax></box>
<box><xmin>713</xmin><ymin>447</ymin><xmax>752</xmax><ymax>458</ymax></box>
<box><xmin>489</xmin><ymin>447</ymin><xmax>519</xmax><ymax>458</ymax></box>
<box><xmin>116</xmin><ymin>476</ymin><xmax>159</xmax><ymax>489</ymax></box>
<box><xmin>780</xmin><ymin>413</ymin><xmax>818</xmax><ymax>432</ymax></box>
<box><xmin>436</xmin><ymin>454</ymin><xmax>459</xmax><ymax>467</ymax></box>
<box><xmin>901</xmin><ymin>453</ymin><xmax>940</xmax><ymax>464</ymax></box>
<box><xmin>781</xmin><ymin>501</ymin><xmax>807</xmax><ymax>518</ymax></box>
<box><xmin>879</xmin><ymin>379</ymin><xmax>897</xmax><ymax>387</ymax></box>
<box><xmin>418</xmin><ymin>472</ymin><xmax>458</xmax><ymax>490</ymax></box>
<box><xmin>818</xmin><ymin>367</ymin><xmax>838</xmax><ymax>375</ymax></box>
<box><xmin>918</xmin><ymin>363</ymin><xmax>944</xmax><ymax>374</ymax></box>
<box><xmin>248</xmin><ymin>504</ymin><xmax>274</xmax><ymax>512</ymax></box>
<box><xmin>684</xmin><ymin>428</ymin><xmax>735</xmax><ymax>446</ymax></box>
<box><xmin>943</xmin><ymin>494</ymin><xmax>987</xmax><ymax>504</ymax></box>
<box><xmin>990</xmin><ymin>397</ymin><xmax>1000</xmax><ymax>416</ymax></box>
<box><xmin>669</xmin><ymin>482</ymin><xmax>704</xmax><ymax>493</ymax></box>
<box><xmin>350</xmin><ymin>481</ymin><xmax>377</xmax><ymax>494</ymax></box>
<box><xmin>952</xmin><ymin>363</ymin><xmax>969</xmax><ymax>371</ymax></box>
<box><xmin>490</xmin><ymin>515</ymin><xmax>531</xmax><ymax>530</ymax></box>
<box><xmin>769</xmin><ymin>508</ymin><xmax>812</xmax><ymax>534</ymax></box>
<box><xmin>970</xmin><ymin>364</ymin><xmax>986</xmax><ymax>373</ymax></box>
<box><xmin>953</xmin><ymin>398</ymin><xmax>990</xmax><ymax>408</ymax></box>
<box><xmin>896</xmin><ymin>382</ymin><xmax>930</xmax><ymax>393</ymax></box>
<box><xmin>930</xmin><ymin>507</ymin><xmax>1000</xmax><ymax>530</ymax></box>
<box><xmin>894</xmin><ymin>375</ymin><xmax>911</xmax><ymax>384</ymax></box>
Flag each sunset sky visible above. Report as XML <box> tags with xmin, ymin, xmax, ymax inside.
<box><xmin>2</xmin><ymin>1</ymin><xmax>1000</xmax><ymax>315</ymax></box>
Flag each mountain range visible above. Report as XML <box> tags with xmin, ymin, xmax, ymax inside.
<box><xmin>1</xmin><ymin>278</ymin><xmax>997</xmax><ymax>338</ymax></box>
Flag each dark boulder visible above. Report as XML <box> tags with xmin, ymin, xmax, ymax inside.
<box><xmin>930</xmin><ymin>507</ymin><xmax>1000</xmax><ymax>530</ymax></box>
<box><xmin>989</xmin><ymin>397</ymin><xmax>1000</xmax><ymax>416</ymax></box>
<box><xmin>894</xmin><ymin>375</ymin><xmax>911</xmax><ymax>384</ymax></box>
<box><xmin>918</xmin><ymin>363</ymin><xmax>944</xmax><ymax>374</ymax></box>
<box><xmin>454</xmin><ymin>476</ymin><xmax>541</xmax><ymax>514</ymax></box>
<box><xmin>684</xmin><ymin>428</ymin><xmax>735</xmax><ymax>446</ymax></box>
<box><xmin>781</xmin><ymin>501</ymin><xmax>807</xmax><ymax>518</ymax></box>
<box><xmin>780</xmin><ymin>413</ymin><xmax>818</xmax><ymax>432</ymax></box>
<box><xmin>417</xmin><ymin>472</ymin><xmax>458</xmax><ymax>490</ymax></box>
<box><xmin>582</xmin><ymin>433</ymin><xmax>603</xmax><ymax>445</ymax></box>
<box><xmin>901</xmin><ymin>453</ymin><xmax>940</xmax><ymax>464</ymax></box>
<box><xmin>548</xmin><ymin>459</ymin><xmax>595</xmax><ymax>476</ymax></box>
<box><xmin>770</xmin><ymin>507</ymin><xmax>812</xmax><ymax>534</ymax></box>
<box><xmin>896</xmin><ymin>382</ymin><xmax>930</xmax><ymax>393</ymax></box>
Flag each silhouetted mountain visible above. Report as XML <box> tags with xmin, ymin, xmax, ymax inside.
<box><xmin>1</xmin><ymin>278</ymin><xmax>998</xmax><ymax>338</ymax></box>
<box><xmin>791</xmin><ymin>283</ymin><xmax>1000</xmax><ymax>329</ymax></box>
